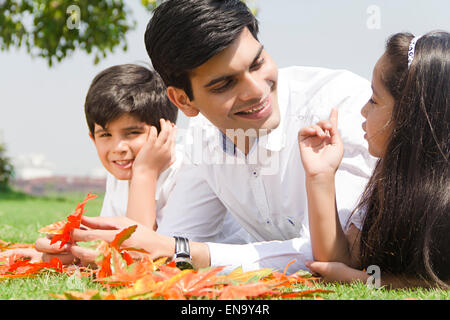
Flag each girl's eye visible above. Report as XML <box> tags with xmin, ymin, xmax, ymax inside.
<box><xmin>369</xmin><ymin>98</ymin><xmax>377</xmax><ymax>105</ymax></box>
<box><xmin>99</xmin><ymin>133</ymin><xmax>111</xmax><ymax>138</ymax></box>
<box><xmin>128</xmin><ymin>131</ymin><xmax>142</xmax><ymax>135</ymax></box>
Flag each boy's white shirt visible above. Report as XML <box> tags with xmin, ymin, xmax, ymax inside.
<box><xmin>99</xmin><ymin>147</ymin><xmax>253</xmax><ymax>244</ymax></box>
<box><xmin>155</xmin><ymin>66</ymin><xmax>377</xmax><ymax>274</ymax></box>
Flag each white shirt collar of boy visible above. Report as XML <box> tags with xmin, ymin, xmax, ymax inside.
<box><xmin>159</xmin><ymin>66</ymin><xmax>376</xmax><ymax>273</ymax></box>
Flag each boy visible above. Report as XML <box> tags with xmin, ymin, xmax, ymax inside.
<box><xmin>84</xmin><ymin>63</ymin><xmax>178</xmax><ymax>230</ymax></box>
<box><xmin>1</xmin><ymin>64</ymin><xmax>178</xmax><ymax>264</ymax></box>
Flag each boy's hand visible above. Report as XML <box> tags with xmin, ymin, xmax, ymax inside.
<box><xmin>298</xmin><ymin>108</ymin><xmax>344</xmax><ymax>178</ymax></box>
<box><xmin>0</xmin><ymin>248</ymin><xmax>43</xmax><ymax>263</ymax></box>
<box><xmin>132</xmin><ymin>119</ymin><xmax>177</xmax><ymax>177</ymax></box>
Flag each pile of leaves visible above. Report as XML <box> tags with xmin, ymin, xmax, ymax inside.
<box><xmin>0</xmin><ymin>193</ymin><xmax>332</xmax><ymax>300</ymax></box>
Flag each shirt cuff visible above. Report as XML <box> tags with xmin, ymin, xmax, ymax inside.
<box><xmin>206</xmin><ymin>242</ymin><xmax>261</xmax><ymax>274</ymax></box>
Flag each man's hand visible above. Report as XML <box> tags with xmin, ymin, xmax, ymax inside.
<box><xmin>70</xmin><ymin>216</ymin><xmax>176</xmax><ymax>265</ymax></box>
<box><xmin>298</xmin><ymin>108</ymin><xmax>344</xmax><ymax>178</ymax></box>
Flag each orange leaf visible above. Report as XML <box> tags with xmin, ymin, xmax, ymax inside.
<box><xmin>38</xmin><ymin>221</ymin><xmax>67</xmax><ymax>235</ymax></box>
<box><xmin>218</xmin><ymin>282</ymin><xmax>276</xmax><ymax>300</ymax></box>
<box><xmin>110</xmin><ymin>225</ymin><xmax>137</xmax><ymax>250</ymax></box>
<box><xmin>280</xmin><ymin>288</ymin><xmax>334</xmax><ymax>298</ymax></box>
<box><xmin>174</xmin><ymin>267</ymin><xmax>225</xmax><ymax>298</ymax></box>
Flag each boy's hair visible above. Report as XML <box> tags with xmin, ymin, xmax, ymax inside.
<box><xmin>85</xmin><ymin>64</ymin><xmax>178</xmax><ymax>136</ymax></box>
<box><xmin>352</xmin><ymin>31</ymin><xmax>449</xmax><ymax>288</ymax></box>
<box><xmin>144</xmin><ymin>0</ymin><xmax>259</xmax><ymax>100</ymax></box>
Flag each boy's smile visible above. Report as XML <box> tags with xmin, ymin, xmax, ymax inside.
<box><xmin>90</xmin><ymin>114</ymin><xmax>150</xmax><ymax>180</ymax></box>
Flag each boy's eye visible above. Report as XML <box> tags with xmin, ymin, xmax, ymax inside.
<box><xmin>369</xmin><ymin>98</ymin><xmax>377</xmax><ymax>105</ymax></box>
<box><xmin>99</xmin><ymin>133</ymin><xmax>111</xmax><ymax>138</ymax></box>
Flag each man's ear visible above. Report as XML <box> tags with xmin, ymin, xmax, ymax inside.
<box><xmin>167</xmin><ymin>86</ymin><xmax>199</xmax><ymax>117</ymax></box>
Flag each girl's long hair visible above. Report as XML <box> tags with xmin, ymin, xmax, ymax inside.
<box><xmin>353</xmin><ymin>31</ymin><xmax>449</xmax><ymax>287</ymax></box>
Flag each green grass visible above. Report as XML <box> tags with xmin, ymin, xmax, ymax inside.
<box><xmin>0</xmin><ymin>190</ymin><xmax>448</xmax><ymax>300</ymax></box>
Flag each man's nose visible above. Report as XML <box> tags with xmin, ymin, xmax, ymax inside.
<box><xmin>239</xmin><ymin>72</ymin><xmax>265</xmax><ymax>102</ymax></box>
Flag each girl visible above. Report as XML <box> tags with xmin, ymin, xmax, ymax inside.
<box><xmin>298</xmin><ymin>31</ymin><xmax>449</xmax><ymax>288</ymax></box>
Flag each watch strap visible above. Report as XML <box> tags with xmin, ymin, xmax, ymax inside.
<box><xmin>174</xmin><ymin>236</ymin><xmax>191</xmax><ymax>259</ymax></box>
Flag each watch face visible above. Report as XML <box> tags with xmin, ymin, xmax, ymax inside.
<box><xmin>175</xmin><ymin>260</ymin><xmax>194</xmax><ymax>270</ymax></box>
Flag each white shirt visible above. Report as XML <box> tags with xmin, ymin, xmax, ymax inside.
<box><xmin>157</xmin><ymin>66</ymin><xmax>376</xmax><ymax>274</ymax></box>
<box><xmin>99</xmin><ymin>148</ymin><xmax>183</xmax><ymax>227</ymax></box>
<box><xmin>100</xmin><ymin>147</ymin><xmax>251</xmax><ymax>244</ymax></box>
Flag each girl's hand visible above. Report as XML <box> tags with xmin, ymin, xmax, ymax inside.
<box><xmin>298</xmin><ymin>108</ymin><xmax>343</xmax><ymax>177</ymax></box>
<box><xmin>305</xmin><ymin>260</ymin><xmax>369</xmax><ymax>284</ymax></box>
<box><xmin>132</xmin><ymin>119</ymin><xmax>177</xmax><ymax>177</ymax></box>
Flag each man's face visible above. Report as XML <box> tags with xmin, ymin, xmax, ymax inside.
<box><xmin>186</xmin><ymin>27</ymin><xmax>280</xmax><ymax>134</ymax></box>
<box><xmin>90</xmin><ymin>114</ymin><xmax>150</xmax><ymax>180</ymax></box>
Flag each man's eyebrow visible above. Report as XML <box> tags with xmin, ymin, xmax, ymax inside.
<box><xmin>203</xmin><ymin>45</ymin><xmax>265</xmax><ymax>88</ymax></box>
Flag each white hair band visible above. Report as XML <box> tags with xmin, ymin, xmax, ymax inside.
<box><xmin>407</xmin><ymin>35</ymin><xmax>421</xmax><ymax>69</ymax></box>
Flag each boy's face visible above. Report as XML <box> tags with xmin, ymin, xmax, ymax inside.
<box><xmin>90</xmin><ymin>114</ymin><xmax>150</xmax><ymax>180</ymax></box>
<box><xmin>172</xmin><ymin>27</ymin><xmax>280</xmax><ymax>135</ymax></box>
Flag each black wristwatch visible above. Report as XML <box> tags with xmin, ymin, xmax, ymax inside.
<box><xmin>173</xmin><ymin>236</ymin><xmax>194</xmax><ymax>270</ymax></box>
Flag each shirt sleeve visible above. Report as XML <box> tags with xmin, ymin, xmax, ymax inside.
<box><xmin>156</xmin><ymin>163</ymin><xmax>230</xmax><ymax>242</ymax></box>
<box><xmin>99</xmin><ymin>173</ymin><xmax>115</xmax><ymax>217</ymax></box>
<box><xmin>99</xmin><ymin>172</ymin><xmax>128</xmax><ymax>218</ymax></box>
<box><xmin>207</xmin><ymin>235</ymin><xmax>313</xmax><ymax>274</ymax></box>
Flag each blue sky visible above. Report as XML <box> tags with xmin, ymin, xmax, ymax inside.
<box><xmin>0</xmin><ymin>0</ymin><xmax>449</xmax><ymax>177</ymax></box>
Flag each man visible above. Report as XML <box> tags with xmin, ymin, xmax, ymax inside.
<box><xmin>37</xmin><ymin>0</ymin><xmax>374</xmax><ymax>274</ymax></box>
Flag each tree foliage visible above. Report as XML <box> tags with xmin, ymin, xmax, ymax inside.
<box><xmin>0</xmin><ymin>142</ymin><xmax>14</xmax><ymax>190</ymax></box>
<box><xmin>0</xmin><ymin>0</ymin><xmax>256</xmax><ymax>66</ymax></box>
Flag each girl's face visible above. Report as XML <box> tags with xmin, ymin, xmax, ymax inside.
<box><xmin>361</xmin><ymin>54</ymin><xmax>395</xmax><ymax>158</ymax></box>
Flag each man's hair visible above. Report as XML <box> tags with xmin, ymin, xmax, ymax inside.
<box><xmin>144</xmin><ymin>0</ymin><xmax>259</xmax><ymax>100</ymax></box>
<box><xmin>84</xmin><ymin>64</ymin><xmax>178</xmax><ymax>136</ymax></box>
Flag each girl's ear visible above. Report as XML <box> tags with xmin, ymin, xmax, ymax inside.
<box><xmin>167</xmin><ymin>86</ymin><xmax>199</xmax><ymax>117</ymax></box>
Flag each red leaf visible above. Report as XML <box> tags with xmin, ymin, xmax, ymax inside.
<box><xmin>48</xmin><ymin>193</ymin><xmax>98</xmax><ymax>248</ymax></box>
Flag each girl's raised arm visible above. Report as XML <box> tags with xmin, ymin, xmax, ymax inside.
<box><xmin>298</xmin><ymin>108</ymin><xmax>354</xmax><ymax>265</ymax></box>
